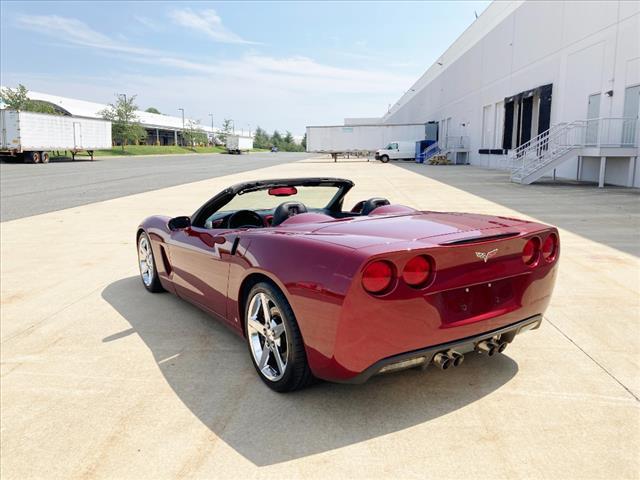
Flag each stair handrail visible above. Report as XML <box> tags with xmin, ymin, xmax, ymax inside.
<box><xmin>424</xmin><ymin>142</ymin><xmax>440</xmax><ymax>156</ymax></box>
<box><xmin>510</xmin><ymin>120</ymin><xmax>587</xmax><ymax>180</ymax></box>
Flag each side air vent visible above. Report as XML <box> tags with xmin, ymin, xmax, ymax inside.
<box><xmin>160</xmin><ymin>245</ymin><xmax>172</xmax><ymax>274</ymax></box>
<box><xmin>439</xmin><ymin>232</ymin><xmax>520</xmax><ymax>246</ymax></box>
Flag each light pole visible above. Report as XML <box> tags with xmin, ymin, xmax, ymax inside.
<box><xmin>178</xmin><ymin>108</ymin><xmax>185</xmax><ymax>146</ymax></box>
<box><xmin>208</xmin><ymin>113</ymin><xmax>214</xmax><ymax>145</ymax></box>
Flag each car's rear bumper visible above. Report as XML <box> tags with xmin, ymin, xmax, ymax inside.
<box><xmin>332</xmin><ymin>314</ymin><xmax>542</xmax><ymax>384</ymax></box>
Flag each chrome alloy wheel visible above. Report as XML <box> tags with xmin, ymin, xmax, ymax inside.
<box><xmin>138</xmin><ymin>236</ymin><xmax>154</xmax><ymax>287</ymax></box>
<box><xmin>247</xmin><ymin>292</ymin><xmax>289</xmax><ymax>381</ymax></box>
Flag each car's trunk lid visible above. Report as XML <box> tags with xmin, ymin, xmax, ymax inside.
<box><xmin>290</xmin><ymin>212</ymin><xmax>534</xmax><ymax>249</ymax></box>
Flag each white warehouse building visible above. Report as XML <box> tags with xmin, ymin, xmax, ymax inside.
<box><xmin>337</xmin><ymin>0</ymin><xmax>640</xmax><ymax>187</ymax></box>
<box><xmin>10</xmin><ymin>89</ymin><xmax>219</xmax><ymax>146</ymax></box>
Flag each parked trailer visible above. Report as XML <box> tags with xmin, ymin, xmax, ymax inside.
<box><xmin>226</xmin><ymin>134</ymin><xmax>253</xmax><ymax>154</ymax></box>
<box><xmin>306</xmin><ymin>122</ymin><xmax>426</xmax><ymax>161</ymax></box>
<box><xmin>0</xmin><ymin>109</ymin><xmax>112</xmax><ymax>163</ymax></box>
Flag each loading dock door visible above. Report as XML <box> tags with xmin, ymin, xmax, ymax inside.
<box><xmin>520</xmin><ymin>95</ymin><xmax>533</xmax><ymax>145</ymax></box>
<box><xmin>503</xmin><ymin>101</ymin><xmax>514</xmax><ymax>150</ymax></box>
<box><xmin>482</xmin><ymin>104</ymin><xmax>493</xmax><ymax>148</ymax></box>
<box><xmin>425</xmin><ymin>122</ymin><xmax>438</xmax><ymax>142</ymax></box>
<box><xmin>538</xmin><ymin>84</ymin><xmax>553</xmax><ymax>134</ymax></box>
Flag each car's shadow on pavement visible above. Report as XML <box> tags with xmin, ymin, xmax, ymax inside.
<box><xmin>102</xmin><ymin>277</ymin><xmax>518</xmax><ymax>467</ymax></box>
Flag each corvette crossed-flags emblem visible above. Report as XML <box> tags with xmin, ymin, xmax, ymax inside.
<box><xmin>475</xmin><ymin>248</ymin><xmax>499</xmax><ymax>263</ymax></box>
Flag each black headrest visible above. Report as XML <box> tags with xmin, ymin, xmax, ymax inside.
<box><xmin>361</xmin><ymin>197</ymin><xmax>390</xmax><ymax>215</ymax></box>
<box><xmin>272</xmin><ymin>201</ymin><xmax>308</xmax><ymax>226</ymax></box>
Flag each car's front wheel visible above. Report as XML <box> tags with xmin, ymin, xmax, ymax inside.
<box><xmin>137</xmin><ymin>232</ymin><xmax>164</xmax><ymax>293</ymax></box>
<box><xmin>245</xmin><ymin>282</ymin><xmax>313</xmax><ymax>392</ymax></box>
<box><xmin>379</xmin><ymin>154</ymin><xmax>389</xmax><ymax>163</ymax></box>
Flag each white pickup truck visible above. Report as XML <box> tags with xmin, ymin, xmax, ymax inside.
<box><xmin>0</xmin><ymin>109</ymin><xmax>112</xmax><ymax>163</ymax></box>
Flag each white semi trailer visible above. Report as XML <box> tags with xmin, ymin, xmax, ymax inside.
<box><xmin>0</xmin><ymin>110</ymin><xmax>112</xmax><ymax>163</ymax></box>
<box><xmin>306</xmin><ymin>122</ymin><xmax>427</xmax><ymax>160</ymax></box>
<box><xmin>226</xmin><ymin>134</ymin><xmax>253</xmax><ymax>154</ymax></box>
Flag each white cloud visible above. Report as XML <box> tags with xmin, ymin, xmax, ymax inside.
<box><xmin>169</xmin><ymin>8</ymin><xmax>259</xmax><ymax>45</ymax></box>
<box><xmin>11</xmin><ymin>14</ymin><xmax>415</xmax><ymax>132</ymax></box>
<box><xmin>134</xmin><ymin>16</ymin><xmax>163</xmax><ymax>32</ymax></box>
<box><xmin>16</xmin><ymin>14</ymin><xmax>412</xmax><ymax>95</ymax></box>
<box><xmin>17</xmin><ymin>14</ymin><xmax>155</xmax><ymax>56</ymax></box>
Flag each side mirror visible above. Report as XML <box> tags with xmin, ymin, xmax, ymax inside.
<box><xmin>168</xmin><ymin>216</ymin><xmax>191</xmax><ymax>231</ymax></box>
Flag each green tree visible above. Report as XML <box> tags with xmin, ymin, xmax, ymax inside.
<box><xmin>216</xmin><ymin>118</ymin><xmax>233</xmax><ymax>144</ymax></box>
<box><xmin>271</xmin><ymin>130</ymin><xmax>283</xmax><ymax>149</ymax></box>
<box><xmin>301</xmin><ymin>133</ymin><xmax>307</xmax><ymax>150</ymax></box>
<box><xmin>279</xmin><ymin>131</ymin><xmax>304</xmax><ymax>152</ymax></box>
<box><xmin>100</xmin><ymin>94</ymin><xmax>147</xmax><ymax>151</ymax></box>
<box><xmin>1</xmin><ymin>84</ymin><xmax>29</xmax><ymax>110</ymax></box>
<box><xmin>183</xmin><ymin>120</ymin><xmax>208</xmax><ymax>149</ymax></box>
<box><xmin>283</xmin><ymin>131</ymin><xmax>295</xmax><ymax>146</ymax></box>
<box><xmin>253</xmin><ymin>126</ymin><xmax>271</xmax><ymax>149</ymax></box>
<box><xmin>0</xmin><ymin>84</ymin><xmax>62</xmax><ymax>115</ymax></box>
<box><xmin>145</xmin><ymin>107</ymin><xmax>161</xmax><ymax>114</ymax></box>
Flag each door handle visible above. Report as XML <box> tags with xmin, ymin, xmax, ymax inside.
<box><xmin>197</xmin><ymin>232</ymin><xmax>226</xmax><ymax>248</ymax></box>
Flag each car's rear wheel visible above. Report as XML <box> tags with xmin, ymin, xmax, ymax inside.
<box><xmin>379</xmin><ymin>154</ymin><xmax>389</xmax><ymax>163</ymax></box>
<box><xmin>137</xmin><ymin>232</ymin><xmax>164</xmax><ymax>293</ymax></box>
<box><xmin>245</xmin><ymin>282</ymin><xmax>313</xmax><ymax>392</ymax></box>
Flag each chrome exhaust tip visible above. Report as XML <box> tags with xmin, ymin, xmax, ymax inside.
<box><xmin>432</xmin><ymin>352</ymin><xmax>451</xmax><ymax>370</ymax></box>
<box><xmin>475</xmin><ymin>340</ymin><xmax>495</xmax><ymax>355</ymax></box>
<box><xmin>476</xmin><ymin>339</ymin><xmax>506</xmax><ymax>356</ymax></box>
<box><xmin>449</xmin><ymin>350</ymin><xmax>464</xmax><ymax>367</ymax></box>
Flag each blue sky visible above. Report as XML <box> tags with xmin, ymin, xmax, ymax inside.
<box><xmin>1</xmin><ymin>1</ymin><xmax>490</xmax><ymax>135</ymax></box>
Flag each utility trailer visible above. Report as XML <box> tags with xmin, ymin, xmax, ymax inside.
<box><xmin>305</xmin><ymin>122</ymin><xmax>427</xmax><ymax>161</ymax></box>
<box><xmin>0</xmin><ymin>109</ymin><xmax>112</xmax><ymax>163</ymax></box>
<box><xmin>226</xmin><ymin>134</ymin><xmax>253</xmax><ymax>154</ymax></box>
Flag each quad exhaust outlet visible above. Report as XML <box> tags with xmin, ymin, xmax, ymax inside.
<box><xmin>475</xmin><ymin>338</ymin><xmax>508</xmax><ymax>356</ymax></box>
<box><xmin>430</xmin><ymin>338</ymin><xmax>508</xmax><ymax>371</ymax></box>
<box><xmin>431</xmin><ymin>350</ymin><xmax>464</xmax><ymax>370</ymax></box>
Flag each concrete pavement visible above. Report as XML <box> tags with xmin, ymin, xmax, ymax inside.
<box><xmin>1</xmin><ymin>157</ymin><xmax>638</xmax><ymax>479</ymax></box>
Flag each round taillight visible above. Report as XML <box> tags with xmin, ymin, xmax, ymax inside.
<box><xmin>522</xmin><ymin>237</ymin><xmax>540</xmax><ymax>266</ymax></box>
<box><xmin>362</xmin><ymin>260</ymin><xmax>394</xmax><ymax>294</ymax></box>
<box><xmin>542</xmin><ymin>233</ymin><xmax>558</xmax><ymax>262</ymax></box>
<box><xmin>402</xmin><ymin>255</ymin><xmax>432</xmax><ymax>287</ymax></box>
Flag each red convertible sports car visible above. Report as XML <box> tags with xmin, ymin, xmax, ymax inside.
<box><xmin>137</xmin><ymin>177</ymin><xmax>559</xmax><ymax>392</ymax></box>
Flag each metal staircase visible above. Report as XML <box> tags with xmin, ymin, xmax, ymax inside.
<box><xmin>416</xmin><ymin>142</ymin><xmax>441</xmax><ymax>163</ymax></box>
<box><xmin>423</xmin><ymin>142</ymin><xmax>441</xmax><ymax>160</ymax></box>
<box><xmin>510</xmin><ymin>121</ymin><xmax>584</xmax><ymax>184</ymax></box>
<box><xmin>510</xmin><ymin>117</ymin><xmax>638</xmax><ymax>185</ymax></box>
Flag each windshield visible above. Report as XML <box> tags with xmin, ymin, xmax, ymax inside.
<box><xmin>219</xmin><ymin>185</ymin><xmax>340</xmax><ymax>213</ymax></box>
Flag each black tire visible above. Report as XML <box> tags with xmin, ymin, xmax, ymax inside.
<box><xmin>245</xmin><ymin>282</ymin><xmax>314</xmax><ymax>392</ymax></box>
<box><xmin>137</xmin><ymin>232</ymin><xmax>164</xmax><ymax>293</ymax></box>
<box><xmin>40</xmin><ymin>151</ymin><xmax>50</xmax><ymax>163</ymax></box>
<box><xmin>379</xmin><ymin>154</ymin><xmax>389</xmax><ymax>163</ymax></box>
<box><xmin>25</xmin><ymin>151</ymin><xmax>41</xmax><ymax>164</ymax></box>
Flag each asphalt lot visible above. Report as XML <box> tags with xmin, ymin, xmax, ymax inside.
<box><xmin>1</xmin><ymin>156</ymin><xmax>638</xmax><ymax>478</ymax></box>
<box><xmin>0</xmin><ymin>152</ymin><xmax>311</xmax><ymax>221</ymax></box>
